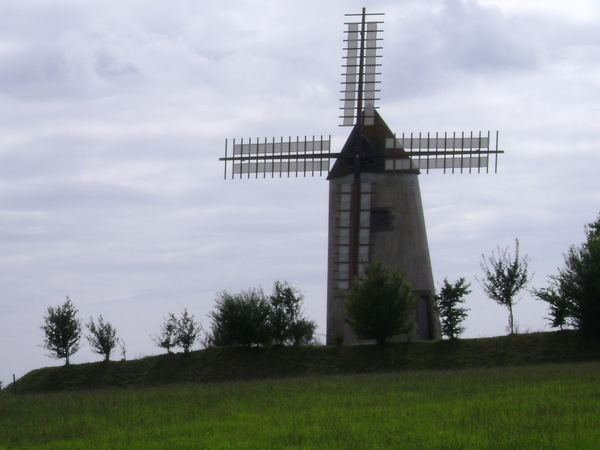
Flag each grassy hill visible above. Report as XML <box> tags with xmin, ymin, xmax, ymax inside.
<box><xmin>8</xmin><ymin>330</ymin><xmax>600</xmax><ymax>394</ymax></box>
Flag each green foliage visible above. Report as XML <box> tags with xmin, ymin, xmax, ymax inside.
<box><xmin>209</xmin><ymin>288</ymin><xmax>272</xmax><ymax>347</ymax></box>
<box><xmin>533</xmin><ymin>213</ymin><xmax>600</xmax><ymax>337</ymax></box>
<box><xmin>478</xmin><ymin>239</ymin><xmax>531</xmax><ymax>334</ymax></box>
<box><xmin>3</xmin><ymin>363</ymin><xmax>600</xmax><ymax>449</ymax></box>
<box><xmin>176</xmin><ymin>309</ymin><xmax>201</xmax><ymax>353</ymax></box>
<box><xmin>435</xmin><ymin>277</ymin><xmax>471</xmax><ymax>339</ymax></box>
<box><xmin>532</xmin><ymin>284</ymin><xmax>573</xmax><ymax>331</ymax></box>
<box><xmin>345</xmin><ymin>261</ymin><xmax>418</xmax><ymax>344</ymax></box>
<box><xmin>288</xmin><ymin>318</ymin><xmax>317</xmax><ymax>347</ymax></box>
<box><xmin>153</xmin><ymin>310</ymin><xmax>202</xmax><ymax>353</ymax></box>
<box><xmin>40</xmin><ymin>297</ymin><xmax>82</xmax><ymax>365</ymax></box>
<box><xmin>152</xmin><ymin>313</ymin><xmax>178</xmax><ymax>354</ymax></box>
<box><xmin>86</xmin><ymin>315</ymin><xmax>118</xmax><ymax>361</ymax></box>
<box><xmin>269</xmin><ymin>281</ymin><xmax>316</xmax><ymax>346</ymax></box>
<box><xmin>208</xmin><ymin>282</ymin><xmax>316</xmax><ymax>347</ymax></box>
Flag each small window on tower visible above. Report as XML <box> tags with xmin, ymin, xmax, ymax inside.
<box><xmin>370</xmin><ymin>209</ymin><xmax>392</xmax><ymax>231</ymax></box>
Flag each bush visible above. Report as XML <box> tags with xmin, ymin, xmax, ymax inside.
<box><xmin>208</xmin><ymin>282</ymin><xmax>317</xmax><ymax>347</ymax></box>
<box><xmin>345</xmin><ymin>261</ymin><xmax>418</xmax><ymax>344</ymax></box>
<box><xmin>209</xmin><ymin>289</ymin><xmax>272</xmax><ymax>347</ymax></box>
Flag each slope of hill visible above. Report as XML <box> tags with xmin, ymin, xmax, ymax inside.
<box><xmin>7</xmin><ymin>330</ymin><xmax>600</xmax><ymax>394</ymax></box>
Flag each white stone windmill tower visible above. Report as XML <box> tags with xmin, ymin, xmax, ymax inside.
<box><xmin>220</xmin><ymin>8</ymin><xmax>503</xmax><ymax>345</ymax></box>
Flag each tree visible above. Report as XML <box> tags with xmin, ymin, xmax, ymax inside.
<box><xmin>531</xmin><ymin>284</ymin><xmax>573</xmax><ymax>331</ymax></box>
<box><xmin>209</xmin><ymin>288</ymin><xmax>272</xmax><ymax>347</ymax></box>
<box><xmin>153</xmin><ymin>313</ymin><xmax>178</xmax><ymax>354</ymax></box>
<box><xmin>477</xmin><ymin>239</ymin><xmax>531</xmax><ymax>335</ymax></box>
<box><xmin>559</xmin><ymin>215</ymin><xmax>600</xmax><ymax>336</ymax></box>
<box><xmin>533</xmin><ymin>214</ymin><xmax>600</xmax><ymax>336</ymax></box>
<box><xmin>86</xmin><ymin>315</ymin><xmax>118</xmax><ymax>361</ymax></box>
<box><xmin>40</xmin><ymin>297</ymin><xmax>82</xmax><ymax>365</ymax></box>
<box><xmin>435</xmin><ymin>277</ymin><xmax>471</xmax><ymax>339</ymax></box>
<box><xmin>176</xmin><ymin>309</ymin><xmax>201</xmax><ymax>353</ymax></box>
<box><xmin>119</xmin><ymin>338</ymin><xmax>127</xmax><ymax>361</ymax></box>
<box><xmin>345</xmin><ymin>261</ymin><xmax>418</xmax><ymax>345</ymax></box>
<box><xmin>288</xmin><ymin>319</ymin><xmax>317</xmax><ymax>347</ymax></box>
<box><xmin>269</xmin><ymin>281</ymin><xmax>316</xmax><ymax>346</ymax></box>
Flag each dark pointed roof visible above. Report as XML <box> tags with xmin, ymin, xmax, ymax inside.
<box><xmin>327</xmin><ymin>110</ymin><xmax>409</xmax><ymax>179</ymax></box>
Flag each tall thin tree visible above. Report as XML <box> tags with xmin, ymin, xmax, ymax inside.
<box><xmin>435</xmin><ymin>277</ymin><xmax>471</xmax><ymax>339</ymax></box>
<box><xmin>176</xmin><ymin>309</ymin><xmax>201</xmax><ymax>353</ymax></box>
<box><xmin>477</xmin><ymin>239</ymin><xmax>531</xmax><ymax>334</ymax></box>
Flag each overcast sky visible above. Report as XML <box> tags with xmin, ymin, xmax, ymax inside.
<box><xmin>1</xmin><ymin>0</ymin><xmax>600</xmax><ymax>385</ymax></box>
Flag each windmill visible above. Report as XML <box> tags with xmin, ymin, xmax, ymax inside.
<box><xmin>220</xmin><ymin>8</ymin><xmax>504</xmax><ymax>345</ymax></box>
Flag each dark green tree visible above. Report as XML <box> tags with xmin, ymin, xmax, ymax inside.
<box><xmin>209</xmin><ymin>288</ymin><xmax>272</xmax><ymax>347</ymax></box>
<box><xmin>345</xmin><ymin>261</ymin><xmax>418</xmax><ymax>345</ymax></box>
<box><xmin>269</xmin><ymin>281</ymin><xmax>316</xmax><ymax>346</ymax></box>
<box><xmin>531</xmin><ymin>283</ymin><xmax>573</xmax><ymax>331</ymax></box>
<box><xmin>533</xmin><ymin>214</ymin><xmax>600</xmax><ymax>336</ymax></box>
<box><xmin>86</xmin><ymin>315</ymin><xmax>118</xmax><ymax>361</ymax></box>
<box><xmin>288</xmin><ymin>319</ymin><xmax>318</xmax><ymax>347</ymax></box>
<box><xmin>176</xmin><ymin>309</ymin><xmax>202</xmax><ymax>353</ymax></box>
<box><xmin>560</xmin><ymin>215</ymin><xmax>600</xmax><ymax>336</ymax></box>
<box><xmin>477</xmin><ymin>239</ymin><xmax>531</xmax><ymax>334</ymax></box>
<box><xmin>40</xmin><ymin>297</ymin><xmax>82</xmax><ymax>365</ymax></box>
<box><xmin>152</xmin><ymin>313</ymin><xmax>178</xmax><ymax>354</ymax></box>
<box><xmin>435</xmin><ymin>277</ymin><xmax>471</xmax><ymax>339</ymax></box>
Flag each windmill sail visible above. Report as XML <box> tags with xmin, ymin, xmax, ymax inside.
<box><xmin>222</xmin><ymin>136</ymin><xmax>332</xmax><ymax>178</ymax></box>
<box><xmin>340</xmin><ymin>12</ymin><xmax>383</xmax><ymax>126</ymax></box>
<box><xmin>384</xmin><ymin>132</ymin><xmax>500</xmax><ymax>173</ymax></box>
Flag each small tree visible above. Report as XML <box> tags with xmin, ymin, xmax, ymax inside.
<box><xmin>86</xmin><ymin>315</ymin><xmax>118</xmax><ymax>361</ymax></box>
<box><xmin>209</xmin><ymin>288</ymin><xmax>272</xmax><ymax>347</ymax></box>
<box><xmin>119</xmin><ymin>338</ymin><xmax>127</xmax><ymax>361</ymax></box>
<box><xmin>435</xmin><ymin>277</ymin><xmax>471</xmax><ymax>339</ymax></box>
<box><xmin>153</xmin><ymin>313</ymin><xmax>178</xmax><ymax>354</ymax></box>
<box><xmin>269</xmin><ymin>281</ymin><xmax>316</xmax><ymax>346</ymax></box>
<box><xmin>176</xmin><ymin>309</ymin><xmax>201</xmax><ymax>353</ymax></box>
<box><xmin>345</xmin><ymin>261</ymin><xmax>418</xmax><ymax>345</ymax></box>
<box><xmin>40</xmin><ymin>297</ymin><xmax>82</xmax><ymax>365</ymax></box>
<box><xmin>477</xmin><ymin>239</ymin><xmax>531</xmax><ymax>335</ymax></box>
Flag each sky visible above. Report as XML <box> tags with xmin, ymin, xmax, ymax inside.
<box><xmin>1</xmin><ymin>0</ymin><xmax>600</xmax><ymax>386</ymax></box>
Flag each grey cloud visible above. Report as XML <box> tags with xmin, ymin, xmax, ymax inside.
<box><xmin>0</xmin><ymin>45</ymin><xmax>67</xmax><ymax>95</ymax></box>
<box><xmin>0</xmin><ymin>180</ymin><xmax>155</xmax><ymax>212</ymax></box>
<box><xmin>383</xmin><ymin>0</ymin><xmax>543</xmax><ymax>99</ymax></box>
<box><xmin>0</xmin><ymin>41</ymin><xmax>140</xmax><ymax>101</ymax></box>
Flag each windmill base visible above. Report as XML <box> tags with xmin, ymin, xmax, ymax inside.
<box><xmin>326</xmin><ymin>171</ymin><xmax>442</xmax><ymax>345</ymax></box>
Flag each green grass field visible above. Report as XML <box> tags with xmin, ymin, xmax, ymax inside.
<box><xmin>1</xmin><ymin>361</ymin><xmax>599</xmax><ymax>449</ymax></box>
